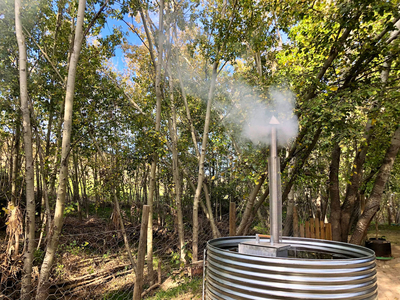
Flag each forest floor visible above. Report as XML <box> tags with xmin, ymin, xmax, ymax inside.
<box><xmin>1</xmin><ymin>220</ymin><xmax>399</xmax><ymax>299</ymax></box>
<box><xmin>375</xmin><ymin>244</ymin><xmax>400</xmax><ymax>300</ymax></box>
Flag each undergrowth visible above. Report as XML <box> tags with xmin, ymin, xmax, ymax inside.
<box><xmin>147</xmin><ymin>277</ymin><xmax>203</xmax><ymax>300</ymax></box>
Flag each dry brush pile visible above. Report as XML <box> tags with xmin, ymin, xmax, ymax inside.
<box><xmin>1</xmin><ymin>213</ymin><xmax>225</xmax><ymax>299</ymax></box>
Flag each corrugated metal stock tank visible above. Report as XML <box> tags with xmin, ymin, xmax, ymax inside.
<box><xmin>205</xmin><ymin>236</ymin><xmax>377</xmax><ymax>300</ymax></box>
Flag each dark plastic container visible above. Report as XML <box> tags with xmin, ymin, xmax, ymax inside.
<box><xmin>365</xmin><ymin>237</ymin><xmax>392</xmax><ymax>257</ymax></box>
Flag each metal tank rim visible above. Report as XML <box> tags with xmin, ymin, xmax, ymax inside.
<box><xmin>207</xmin><ymin>236</ymin><xmax>376</xmax><ymax>262</ymax></box>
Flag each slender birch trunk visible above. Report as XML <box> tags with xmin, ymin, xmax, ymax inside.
<box><xmin>202</xmin><ymin>183</ymin><xmax>221</xmax><ymax>238</ymax></box>
<box><xmin>144</xmin><ymin>0</ymin><xmax>164</xmax><ymax>283</ymax></box>
<box><xmin>15</xmin><ymin>0</ymin><xmax>35</xmax><ymax>297</ymax></box>
<box><xmin>36</xmin><ymin>0</ymin><xmax>86</xmax><ymax>298</ymax></box>
<box><xmin>73</xmin><ymin>151</ymin><xmax>82</xmax><ymax>221</ymax></box>
<box><xmin>175</xmin><ymin>39</ymin><xmax>221</xmax><ymax>240</ymax></box>
<box><xmin>167</xmin><ymin>60</ymin><xmax>185</xmax><ymax>263</ymax></box>
<box><xmin>10</xmin><ymin>113</ymin><xmax>21</xmax><ymax>258</ymax></box>
<box><xmin>192</xmin><ymin>62</ymin><xmax>218</xmax><ymax>262</ymax></box>
<box><xmin>11</xmin><ymin>113</ymin><xmax>20</xmax><ymax>207</ymax></box>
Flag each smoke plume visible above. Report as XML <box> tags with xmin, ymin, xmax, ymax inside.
<box><xmin>225</xmin><ymin>86</ymin><xmax>298</xmax><ymax>147</ymax></box>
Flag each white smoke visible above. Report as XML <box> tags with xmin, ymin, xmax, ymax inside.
<box><xmin>224</xmin><ymin>85</ymin><xmax>298</xmax><ymax>147</ymax></box>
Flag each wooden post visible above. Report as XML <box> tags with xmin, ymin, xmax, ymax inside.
<box><xmin>293</xmin><ymin>206</ymin><xmax>299</xmax><ymax>237</ymax></box>
<box><xmin>326</xmin><ymin>223</ymin><xmax>332</xmax><ymax>240</ymax></box>
<box><xmin>310</xmin><ymin>218</ymin><xmax>315</xmax><ymax>239</ymax></box>
<box><xmin>133</xmin><ymin>205</ymin><xmax>150</xmax><ymax>300</ymax></box>
<box><xmin>315</xmin><ymin>217</ymin><xmax>320</xmax><ymax>239</ymax></box>
<box><xmin>320</xmin><ymin>221</ymin><xmax>325</xmax><ymax>240</ymax></box>
<box><xmin>157</xmin><ymin>259</ymin><xmax>162</xmax><ymax>284</ymax></box>
<box><xmin>229</xmin><ymin>202</ymin><xmax>236</xmax><ymax>236</ymax></box>
<box><xmin>300</xmin><ymin>223</ymin><xmax>305</xmax><ymax>238</ymax></box>
<box><xmin>305</xmin><ymin>221</ymin><xmax>310</xmax><ymax>238</ymax></box>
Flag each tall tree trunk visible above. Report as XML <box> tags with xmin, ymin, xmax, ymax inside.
<box><xmin>236</xmin><ymin>171</ymin><xmax>268</xmax><ymax>235</ymax></box>
<box><xmin>241</xmin><ymin>187</ymin><xmax>270</xmax><ymax>236</ymax></box>
<box><xmin>176</xmin><ymin>57</ymin><xmax>200</xmax><ymax>159</ymax></box>
<box><xmin>341</xmin><ymin>19</ymin><xmax>399</xmax><ymax>241</ymax></box>
<box><xmin>167</xmin><ymin>59</ymin><xmax>185</xmax><ymax>263</ymax></box>
<box><xmin>350</xmin><ymin>126</ymin><xmax>400</xmax><ymax>245</ymax></box>
<box><xmin>281</xmin><ymin>126</ymin><xmax>323</xmax><ymax>204</ymax></box>
<box><xmin>73</xmin><ymin>151</ymin><xmax>82</xmax><ymax>221</ymax></box>
<box><xmin>32</xmin><ymin>121</ymin><xmax>52</xmax><ymax>250</ymax></box>
<box><xmin>10</xmin><ymin>114</ymin><xmax>21</xmax><ymax>258</ymax></box>
<box><xmin>94</xmin><ymin>153</ymin><xmax>100</xmax><ymax>212</ymax></box>
<box><xmin>283</xmin><ymin>186</ymin><xmax>295</xmax><ymax>236</ymax></box>
<box><xmin>192</xmin><ymin>62</ymin><xmax>218</xmax><ymax>262</ymax></box>
<box><xmin>283</xmin><ymin>152</ymin><xmax>295</xmax><ymax>236</ymax></box>
<box><xmin>113</xmin><ymin>187</ymin><xmax>137</xmax><ymax>272</ymax></box>
<box><xmin>36</xmin><ymin>0</ymin><xmax>86</xmax><ymax>298</ymax></box>
<box><xmin>15</xmin><ymin>0</ymin><xmax>35</xmax><ymax>297</ymax></box>
<box><xmin>329</xmin><ymin>141</ymin><xmax>341</xmax><ymax>241</ymax></box>
<box><xmin>145</xmin><ymin>0</ymin><xmax>164</xmax><ymax>282</ymax></box>
<box><xmin>35</xmin><ymin>152</ymin><xmax>42</xmax><ymax>218</ymax></box>
<box><xmin>340</xmin><ymin>121</ymin><xmax>373</xmax><ymax>242</ymax></box>
<box><xmin>80</xmin><ymin>160</ymin><xmax>89</xmax><ymax>218</ymax></box>
<box><xmin>203</xmin><ymin>182</ymin><xmax>221</xmax><ymax>238</ymax></box>
<box><xmin>11</xmin><ymin>116</ymin><xmax>21</xmax><ymax>206</ymax></box>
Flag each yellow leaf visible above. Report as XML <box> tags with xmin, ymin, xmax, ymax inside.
<box><xmin>5</xmin><ymin>222</ymin><xmax>9</xmax><ymax>225</ymax></box>
<box><xmin>211</xmin><ymin>176</ymin><xmax>215</xmax><ymax>180</ymax></box>
<box><xmin>135</xmin><ymin>13</ymin><xmax>141</xmax><ymax>24</ymax></box>
<box><xmin>353</xmin><ymin>165</ymin><xmax>357</xmax><ymax>168</ymax></box>
<box><xmin>371</xmin><ymin>119</ymin><xmax>376</xmax><ymax>126</ymax></box>
<box><xmin>330</xmin><ymin>86</ymin><xmax>338</xmax><ymax>91</ymax></box>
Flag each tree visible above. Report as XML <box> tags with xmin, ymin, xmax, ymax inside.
<box><xmin>15</xmin><ymin>0</ymin><xmax>35</xmax><ymax>297</ymax></box>
<box><xmin>351</xmin><ymin>126</ymin><xmax>400</xmax><ymax>244</ymax></box>
<box><xmin>36</xmin><ymin>0</ymin><xmax>87</xmax><ymax>298</ymax></box>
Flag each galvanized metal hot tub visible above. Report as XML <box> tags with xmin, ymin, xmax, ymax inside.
<box><xmin>205</xmin><ymin>236</ymin><xmax>377</xmax><ymax>299</ymax></box>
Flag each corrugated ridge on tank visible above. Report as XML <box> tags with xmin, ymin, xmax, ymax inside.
<box><xmin>205</xmin><ymin>236</ymin><xmax>377</xmax><ymax>300</ymax></box>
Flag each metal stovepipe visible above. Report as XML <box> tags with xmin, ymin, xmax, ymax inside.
<box><xmin>270</xmin><ymin>125</ymin><xmax>279</xmax><ymax>244</ymax></box>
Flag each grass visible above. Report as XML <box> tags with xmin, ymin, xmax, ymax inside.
<box><xmin>146</xmin><ymin>277</ymin><xmax>203</xmax><ymax>300</ymax></box>
<box><xmin>103</xmin><ymin>290</ymin><xmax>133</xmax><ymax>300</ymax></box>
<box><xmin>102</xmin><ymin>277</ymin><xmax>202</xmax><ymax>300</ymax></box>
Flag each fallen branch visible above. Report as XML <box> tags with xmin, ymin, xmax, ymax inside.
<box><xmin>141</xmin><ymin>259</ymin><xmax>162</xmax><ymax>298</ymax></box>
<box><xmin>141</xmin><ymin>283</ymin><xmax>160</xmax><ymax>298</ymax></box>
<box><xmin>49</xmin><ymin>264</ymin><xmax>131</xmax><ymax>292</ymax></box>
<box><xmin>49</xmin><ymin>268</ymin><xmax>134</xmax><ymax>297</ymax></box>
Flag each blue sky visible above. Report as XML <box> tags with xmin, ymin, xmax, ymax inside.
<box><xmin>100</xmin><ymin>10</ymin><xmax>143</xmax><ymax>72</ymax></box>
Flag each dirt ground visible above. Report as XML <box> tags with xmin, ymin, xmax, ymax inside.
<box><xmin>376</xmin><ymin>244</ymin><xmax>400</xmax><ymax>300</ymax></box>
